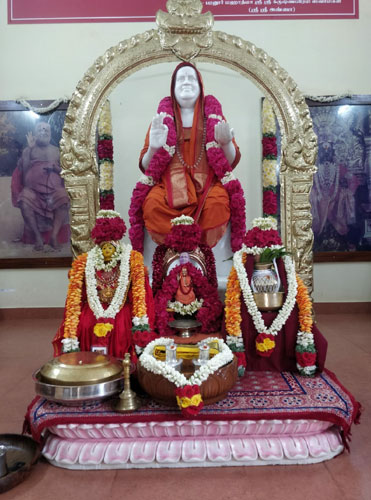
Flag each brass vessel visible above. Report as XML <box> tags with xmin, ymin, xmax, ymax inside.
<box><xmin>39</xmin><ymin>351</ymin><xmax>123</xmax><ymax>386</ymax></box>
<box><xmin>253</xmin><ymin>292</ymin><xmax>284</xmax><ymax>311</ymax></box>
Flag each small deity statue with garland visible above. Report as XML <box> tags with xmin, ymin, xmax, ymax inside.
<box><xmin>53</xmin><ymin>210</ymin><xmax>157</xmax><ymax>359</ymax></box>
<box><xmin>224</xmin><ymin>216</ymin><xmax>328</xmax><ymax>376</ymax></box>
<box><xmin>151</xmin><ymin>215</ymin><xmax>223</xmax><ymax>335</ymax></box>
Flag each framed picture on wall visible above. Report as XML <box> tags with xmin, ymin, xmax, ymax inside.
<box><xmin>0</xmin><ymin>100</ymin><xmax>72</xmax><ymax>268</ymax></box>
<box><xmin>307</xmin><ymin>96</ymin><xmax>371</xmax><ymax>262</ymax></box>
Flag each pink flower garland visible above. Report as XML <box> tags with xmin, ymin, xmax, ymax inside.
<box><xmin>262</xmin><ymin>131</ymin><xmax>278</xmax><ymax>219</ymax></box>
<box><xmin>155</xmin><ymin>262</ymin><xmax>223</xmax><ymax>336</ymax></box>
<box><xmin>128</xmin><ymin>95</ymin><xmax>246</xmax><ymax>253</ymax></box>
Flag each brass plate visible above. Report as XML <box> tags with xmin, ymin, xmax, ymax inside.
<box><xmin>39</xmin><ymin>351</ymin><xmax>123</xmax><ymax>386</ymax></box>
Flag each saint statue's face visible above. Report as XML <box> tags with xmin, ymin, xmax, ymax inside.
<box><xmin>35</xmin><ymin>122</ymin><xmax>51</xmax><ymax>147</ymax></box>
<box><xmin>174</xmin><ymin>66</ymin><xmax>200</xmax><ymax>109</ymax></box>
<box><xmin>101</xmin><ymin>242</ymin><xmax>117</xmax><ymax>262</ymax></box>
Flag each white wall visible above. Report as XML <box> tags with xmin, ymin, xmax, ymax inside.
<box><xmin>1</xmin><ymin>1</ymin><xmax>370</xmax><ymax>307</ymax></box>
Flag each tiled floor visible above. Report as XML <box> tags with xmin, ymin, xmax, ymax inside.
<box><xmin>0</xmin><ymin>312</ymin><xmax>369</xmax><ymax>500</ymax></box>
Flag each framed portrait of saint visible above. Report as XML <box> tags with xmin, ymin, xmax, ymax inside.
<box><xmin>0</xmin><ymin>100</ymin><xmax>72</xmax><ymax>268</ymax></box>
<box><xmin>307</xmin><ymin>96</ymin><xmax>371</xmax><ymax>262</ymax></box>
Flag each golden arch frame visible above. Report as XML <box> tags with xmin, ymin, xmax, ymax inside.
<box><xmin>60</xmin><ymin>7</ymin><xmax>317</xmax><ymax>290</ymax></box>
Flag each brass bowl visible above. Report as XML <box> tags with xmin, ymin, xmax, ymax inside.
<box><xmin>253</xmin><ymin>292</ymin><xmax>284</xmax><ymax>311</ymax></box>
<box><xmin>39</xmin><ymin>351</ymin><xmax>123</xmax><ymax>386</ymax></box>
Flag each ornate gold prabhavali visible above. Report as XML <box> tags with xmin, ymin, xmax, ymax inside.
<box><xmin>60</xmin><ymin>0</ymin><xmax>317</xmax><ymax>291</ymax></box>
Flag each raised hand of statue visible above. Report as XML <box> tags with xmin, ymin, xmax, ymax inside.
<box><xmin>214</xmin><ymin>120</ymin><xmax>236</xmax><ymax>165</ymax></box>
<box><xmin>149</xmin><ymin>112</ymin><xmax>169</xmax><ymax>150</ymax></box>
<box><xmin>214</xmin><ymin>120</ymin><xmax>234</xmax><ymax>146</ymax></box>
<box><xmin>26</xmin><ymin>131</ymin><xmax>36</xmax><ymax>149</ymax></box>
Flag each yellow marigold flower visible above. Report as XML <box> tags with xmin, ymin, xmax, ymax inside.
<box><xmin>256</xmin><ymin>337</ymin><xmax>275</xmax><ymax>352</ymax></box>
<box><xmin>94</xmin><ymin>323</ymin><xmax>114</xmax><ymax>338</ymax></box>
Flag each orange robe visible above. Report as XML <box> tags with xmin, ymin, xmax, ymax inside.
<box><xmin>140</xmin><ymin>127</ymin><xmax>240</xmax><ymax>248</ymax></box>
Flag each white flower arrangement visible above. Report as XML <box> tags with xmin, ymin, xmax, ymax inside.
<box><xmin>140</xmin><ymin>337</ymin><xmax>234</xmax><ymax>388</ymax></box>
<box><xmin>297</xmin><ymin>364</ymin><xmax>317</xmax><ymax>376</ymax></box>
<box><xmin>96</xmin><ymin>209</ymin><xmax>121</xmax><ymax>219</ymax></box>
<box><xmin>100</xmin><ymin>162</ymin><xmax>114</xmax><ymax>191</ymax></box>
<box><xmin>296</xmin><ymin>331</ymin><xmax>315</xmax><ymax>350</ymax></box>
<box><xmin>61</xmin><ymin>337</ymin><xmax>80</xmax><ymax>353</ymax></box>
<box><xmin>240</xmin><ymin>243</ymin><xmax>283</xmax><ymax>256</ymax></box>
<box><xmin>138</xmin><ymin>174</ymin><xmax>155</xmax><ymax>186</ymax></box>
<box><xmin>233</xmin><ymin>250</ymin><xmax>297</xmax><ymax>337</ymax></box>
<box><xmin>262</xmin><ymin>98</ymin><xmax>276</xmax><ymax>135</ymax></box>
<box><xmin>221</xmin><ymin>171</ymin><xmax>236</xmax><ymax>185</ymax></box>
<box><xmin>132</xmin><ymin>315</ymin><xmax>149</xmax><ymax>327</ymax></box>
<box><xmin>167</xmin><ymin>299</ymin><xmax>203</xmax><ymax>316</ymax></box>
<box><xmin>98</xmin><ymin>100</ymin><xmax>113</xmax><ymax>136</ymax></box>
<box><xmin>171</xmin><ymin>215</ymin><xmax>195</xmax><ymax>226</ymax></box>
<box><xmin>251</xmin><ymin>216</ymin><xmax>278</xmax><ymax>231</ymax></box>
<box><xmin>85</xmin><ymin>243</ymin><xmax>132</xmax><ymax>320</ymax></box>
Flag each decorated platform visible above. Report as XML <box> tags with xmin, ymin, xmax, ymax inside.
<box><xmin>24</xmin><ymin>369</ymin><xmax>360</xmax><ymax>469</ymax></box>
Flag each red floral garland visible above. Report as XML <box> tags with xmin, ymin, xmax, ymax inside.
<box><xmin>243</xmin><ymin>226</ymin><xmax>282</xmax><ymax>248</ymax></box>
<box><xmin>262</xmin><ymin>132</ymin><xmax>278</xmax><ymax>218</ymax></box>
<box><xmin>128</xmin><ymin>95</ymin><xmax>246</xmax><ymax>253</ymax></box>
<box><xmin>154</xmin><ymin>262</ymin><xmax>223</xmax><ymax>336</ymax></box>
<box><xmin>151</xmin><ymin>243</ymin><xmax>218</xmax><ymax>298</ymax></box>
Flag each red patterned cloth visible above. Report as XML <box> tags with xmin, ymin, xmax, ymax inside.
<box><xmin>24</xmin><ymin>369</ymin><xmax>361</xmax><ymax>448</ymax></box>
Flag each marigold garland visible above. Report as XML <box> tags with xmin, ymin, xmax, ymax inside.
<box><xmin>63</xmin><ymin>253</ymin><xmax>88</xmax><ymax>341</ymax></box>
<box><xmin>225</xmin><ymin>254</ymin><xmax>246</xmax><ymax>337</ymax></box>
<box><xmin>62</xmin><ymin>248</ymin><xmax>151</xmax><ymax>352</ymax></box>
<box><xmin>130</xmin><ymin>250</ymin><xmax>147</xmax><ymax>321</ymax></box>
<box><xmin>296</xmin><ymin>275</ymin><xmax>313</xmax><ymax>333</ymax></box>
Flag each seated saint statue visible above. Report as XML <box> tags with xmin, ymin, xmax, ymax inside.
<box><xmin>53</xmin><ymin>210</ymin><xmax>156</xmax><ymax>359</ymax></box>
<box><xmin>129</xmin><ymin>62</ymin><xmax>246</xmax><ymax>254</ymax></box>
<box><xmin>175</xmin><ymin>266</ymin><xmax>196</xmax><ymax>305</ymax></box>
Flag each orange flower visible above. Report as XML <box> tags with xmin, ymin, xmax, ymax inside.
<box><xmin>63</xmin><ymin>253</ymin><xmax>87</xmax><ymax>340</ymax></box>
<box><xmin>225</xmin><ymin>253</ymin><xmax>247</xmax><ymax>337</ymax></box>
<box><xmin>130</xmin><ymin>250</ymin><xmax>147</xmax><ymax>319</ymax></box>
<box><xmin>296</xmin><ymin>275</ymin><xmax>313</xmax><ymax>333</ymax></box>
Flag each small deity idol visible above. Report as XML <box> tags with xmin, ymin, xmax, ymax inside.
<box><xmin>53</xmin><ymin>210</ymin><xmax>156</xmax><ymax>358</ymax></box>
<box><xmin>175</xmin><ymin>266</ymin><xmax>196</xmax><ymax>305</ymax></box>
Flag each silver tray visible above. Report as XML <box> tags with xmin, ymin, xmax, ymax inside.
<box><xmin>33</xmin><ymin>370</ymin><xmax>124</xmax><ymax>405</ymax></box>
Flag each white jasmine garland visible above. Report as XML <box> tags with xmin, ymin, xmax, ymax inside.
<box><xmin>252</xmin><ymin>216</ymin><xmax>277</xmax><ymax>231</ymax></box>
<box><xmin>86</xmin><ymin>243</ymin><xmax>132</xmax><ymax>319</ymax></box>
<box><xmin>221</xmin><ymin>172</ymin><xmax>236</xmax><ymax>185</ymax></box>
<box><xmin>140</xmin><ymin>337</ymin><xmax>234</xmax><ymax>388</ymax></box>
<box><xmin>132</xmin><ymin>315</ymin><xmax>149</xmax><ymax>327</ymax></box>
<box><xmin>226</xmin><ymin>335</ymin><xmax>244</xmax><ymax>348</ymax></box>
<box><xmin>96</xmin><ymin>209</ymin><xmax>122</xmax><ymax>219</ymax></box>
<box><xmin>297</xmin><ymin>364</ymin><xmax>316</xmax><ymax>376</ymax></box>
<box><xmin>240</xmin><ymin>243</ymin><xmax>283</xmax><ymax>256</ymax></box>
<box><xmin>233</xmin><ymin>250</ymin><xmax>297</xmax><ymax>337</ymax></box>
<box><xmin>296</xmin><ymin>330</ymin><xmax>315</xmax><ymax>349</ymax></box>
<box><xmin>206</xmin><ymin>141</ymin><xmax>221</xmax><ymax>150</ymax></box>
<box><xmin>171</xmin><ymin>214</ymin><xmax>194</xmax><ymax>226</ymax></box>
<box><xmin>163</xmin><ymin>144</ymin><xmax>176</xmax><ymax>156</ymax></box>
<box><xmin>138</xmin><ymin>174</ymin><xmax>155</xmax><ymax>186</ymax></box>
<box><xmin>167</xmin><ymin>299</ymin><xmax>203</xmax><ymax>315</ymax></box>
<box><xmin>61</xmin><ymin>337</ymin><xmax>80</xmax><ymax>352</ymax></box>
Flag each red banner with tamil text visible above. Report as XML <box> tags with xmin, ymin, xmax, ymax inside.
<box><xmin>8</xmin><ymin>0</ymin><xmax>359</xmax><ymax>24</ymax></box>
